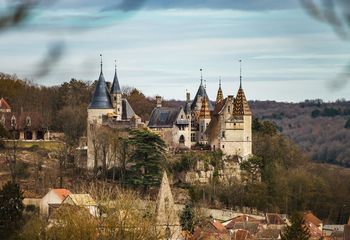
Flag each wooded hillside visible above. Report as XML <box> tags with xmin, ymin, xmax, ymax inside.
<box><xmin>250</xmin><ymin>100</ymin><xmax>350</xmax><ymax>167</ymax></box>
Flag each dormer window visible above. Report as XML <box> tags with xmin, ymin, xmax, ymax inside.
<box><xmin>26</xmin><ymin>116</ymin><xmax>31</xmax><ymax>127</ymax></box>
<box><xmin>1</xmin><ymin>115</ymin><xmax>5</xmax><ymax>125</ymax></box>
<box><xmin>11</xmin><ymin>116</ymin><xmax>16</xmax><ymax>128</ymax></box>
<box><xmin>181</xmin><ymin>115</ymin><xmax>183</xmax><ymax>119</ymax></box>
<box><xmin>228</xmin><ymin>106</ymin><xmax>231</xmax><ymax>113</ymax></box>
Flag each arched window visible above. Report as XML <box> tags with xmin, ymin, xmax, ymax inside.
<box><xmin>11</xmin><ymin>115</ymin><xmax>16</xmax><ymax>128</ymax></box>
<box><xmin>179</xmin><ymin>135</ymin><xmax>185</xmax><ymax>144</ymax></box>
<box><xmin>26</xmin><ymin>116</ymin><xmax>31</xmax><ymax>127</ymax></box>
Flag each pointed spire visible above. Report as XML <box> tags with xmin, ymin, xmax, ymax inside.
<box><xmin>191</xmin><ymin>68</ymin><xmax>213</xmax><ymax>111</ymax></box>
<box><xmin>239</xmin><ymin>59</ymin><xmax>242</xmax><ymax>89</ymax></box>
<box><xmin>216</xmin><ymin>76</ymin><xmax>223</xmax><ymax>103</ymax></box>
<box><xmin>88</xmin><ymin>55</ymin><xmax>113</xmax><ymax>109</ymax></box>
<box><xmin>156</xmin><ymin>171</ymin><xmax>181</xmax><ymax>240</ymax></box>
<box><xmin>232</xmin><ymin>87</ymin><xmax>251</xmax><ymax>116</ymax></box>
<box><xmin>111</xmin><ymin>59</ymin><xmax>121</xmax><ymax>94</ymax></box>
<box><xmin>100</xmin><ymin>54</ymin><xmax>103</xmax><ymax>74</ymax></box>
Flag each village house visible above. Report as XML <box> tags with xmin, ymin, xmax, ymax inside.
<box><xmin>0</xmin><ymin>97</ymin><xmax>47</xmax><ymax>140</ymax></box>
<box><xmin>62</xmin><ymin>193</ymin><xmax>98</xmax><ymax>217</ymax></box>
<box><xmin>39</xmin><ymin>188</ymin><xmax>71</xmax><ymax>217</ymax></box>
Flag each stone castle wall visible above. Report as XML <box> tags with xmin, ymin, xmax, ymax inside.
<box><xmin>178</xmin><ymin>159</ymin><xmax>242</xmax><ymax>184</ymax></box>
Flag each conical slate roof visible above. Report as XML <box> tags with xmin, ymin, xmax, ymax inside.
<box><xmin>191</xmin><ymin>83</ymin><xmax>214</xmax><ymax>111</ymax></box>
<box><xmin>111</xmin><ymin>67</ymin><xmax>121</xmax><ymax>94</ymax></box>
<box><xmin>232</xmin><ymin>87</ymin><xmax>251</xmax><ymax>116</ymax></box>
<box><xmin>88</xmin><ymin>70</ymin><xmax>113</xmax><ymax>109</ymax></box>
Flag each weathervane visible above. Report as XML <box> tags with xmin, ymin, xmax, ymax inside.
<box><xmin>200</xmin><ymin>68</ymin><xmax>203</xmax><ymax>85</ymax></box>
<box><xmin>100</xmin><ymin>54</ymin><xmax>103</xmax><ymax>72</ymax></box>
<box><xmin>239</xmin><ymin>59</ymin><xmax>242</xmax><ymax>88</ymax></box>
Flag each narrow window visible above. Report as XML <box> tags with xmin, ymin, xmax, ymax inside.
<box><xmin>26</xmin><ymin>116</ymin><xmax>31</xmax><ymax>127</ymax></box>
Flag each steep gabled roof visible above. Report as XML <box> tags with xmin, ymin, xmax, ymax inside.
<box><xmin>232</xmin><ymin>87</ymin><xmax>251</xmax><ymax>116</ymax></box>
<box><xmin>52</xmin><ymin>189</ymin><xmax>71</xmax><ymax>200</ymax></box>
<box><xmin>266</xmin><ymin>213</ymin><xmax>284</xmax><ymax>225</ymax></box>
<box><xmin>89</xmin><ymin>69</ymin><xmax>113</xmax><ymax>109</ymax></box>
<box><xmin>64</xmin><ymin>194</ymin><xmax>96</xmax><ymax>206</ymax></box>
<box><xmin>0</xmin><ymin>98</ymin><xmax>11</xmax><ymax>111</ymax></box>
<box><xmin>111</xmin><ymin>66</ymin><xmax>121</xmax><ymax>94</ymax></box>
<box><xmin>304</xmin><ymin>211</ymin><xmax>322</xmax><ymax>227</ymax></box>
<box><xmin>148</xmin><ymin>107</ymin><xmax>181</xmax><ymax>128</ymax></box>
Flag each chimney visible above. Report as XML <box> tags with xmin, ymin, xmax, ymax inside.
<box><xmin>186</xmin><ymin>92</ymin><xmax>190</xmax><ymax>102</ymax></box>
<box><xmin>156</xmin><ymin>96</ymin><xmax>162</xmax><ymax>108</ymax></box>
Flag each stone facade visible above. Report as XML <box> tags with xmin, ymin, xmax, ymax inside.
<box><xmin>206</xmin><ymin>86</ymin><xmax>252</xmax><ymax>159</ymax></box>
<box><xmin>148</xmin><ymin>97</ymin><xmax>191</xmax><ymax>150</ymax></box>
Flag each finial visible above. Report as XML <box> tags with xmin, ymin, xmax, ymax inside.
<box><xmin>239</xmin><ymin>59</ymin><xmax>242</xmax><ymax>88</ymax></box>
<box><xmin>219</xmin><ymin>76</ymin><xmax>222</xmax><ymax>88</ymax></box>
<box><xmin>200</xmin><ymin>68</ymin><xmax>203</xmax><ymax>85</ymax></box>
<box><xmin>114</xmin><ymin>59</ymin><xmax>117</xmax><ymax>71</ymax></box>
<box><xmin>100</xmin><ymin>54</ymin><xmax>103</xmax><ymax>73</ymax></box>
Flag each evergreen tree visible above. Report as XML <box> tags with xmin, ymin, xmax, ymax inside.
<box><xmin>180</xmin><ymin>202</ymin><xmax>195</xmax><ymax>233</ymax></box>
<box><xmin>127</xmin><ymin>129</ymin><xmax>166</xmax><ymax>189</ymax></box>
<box><xmin>281</xmin><ymin>213</ymin><xmax>310</xmax><ymax>240</ymax></box>
<box><xmin>0</xmin><ymin>181</ymin><xmax>24</xmax><ymax>239</ymax></box>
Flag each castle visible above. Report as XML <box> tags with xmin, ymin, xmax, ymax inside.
<box><xmin>87</xmin><ymin>58</ymin><xmax>252</xmax><ymax>169</ymax></box>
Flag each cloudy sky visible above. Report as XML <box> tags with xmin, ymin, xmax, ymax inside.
<box><xmin>1</xmin><ymin>0</ymin><xmax>350</xmax><ymax>102</ymax></box>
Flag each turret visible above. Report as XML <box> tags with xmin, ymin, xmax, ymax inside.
<box><xmin>88</xmin><ymin>55</ymin><xmax>113</xmax><ymax>110</ymax></box>
<box><xmin>198</xmin><ymin>97</ymin><xmax>211</xmax><ymax>144</ymax></box>
<box><xmin>216</xmin><ymin>77</ymin><xmax>223</xmax><ymax>103</ymax></box>
<box><xmin>111</xmin><ymin>60</ymin><xmax>122</xmax><ymax>120</ymax></box>
<box><xmin>191</xmin><ymin>68</ymin><xmax>213</xmax><ymax>112</ymax></box>
<box><xmin>87</xmin><ymin>55</ymin><xmax>114</xmax><ymax>169</ymax></box>
<box><xmin>231</xmin><ymin>60</ymin><xmax>252</xmax><ymax>159</ymax></box>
